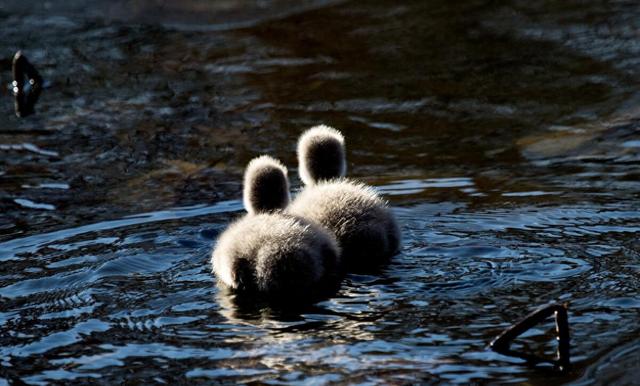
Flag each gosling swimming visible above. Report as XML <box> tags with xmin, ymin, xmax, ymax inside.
<box><xmin>211</xmin><ymin>155</ymin><xmax>341</xmax><ymax>301</ymax></box>
<box><xmin>288</xmin><ymin>125</ymin><xmax>401</xmax><ymax>271</ymax></box>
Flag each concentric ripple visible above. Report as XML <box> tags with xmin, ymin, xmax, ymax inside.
<box><xmin>1</xmin><ymin>194</ymin><xmax>638</xmax><ymax>384</ymax></box>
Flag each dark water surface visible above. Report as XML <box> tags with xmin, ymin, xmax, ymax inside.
<box><xmin>1</xmin><ymin>0</ymin><xmax>639</xmax><ymax>384</ymax></box>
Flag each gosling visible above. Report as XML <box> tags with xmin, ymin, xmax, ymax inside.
<box><xmin>288</xmin><ymin>125</ymin><xmax>401</xmax><ymax>271</ymax></box>
<box><xmin>211</xmin><ymin>155</ymin><xmax>341</xmax><ymax>302</ymax></box>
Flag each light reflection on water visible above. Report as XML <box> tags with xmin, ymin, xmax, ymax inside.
<box><xmin>1</xmin><ymin>185</ymin><xmax>639</xmax><ymax>384</ymax></box>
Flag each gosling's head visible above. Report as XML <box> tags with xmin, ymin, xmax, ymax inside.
<box><xmin>297</xmin><ymin>125</ymin><xmax>346</xmax><ymax>186</ymax></box>
<box><xmin>243</xmin><ymin>155</ymin><xmax>291</xmax><ymax>214</ymax></box>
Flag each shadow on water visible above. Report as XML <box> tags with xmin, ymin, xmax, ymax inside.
<box><xmin>0</xmin><ymin>0</ymin><xmax>639</xmax><ymax>384</ymax></box>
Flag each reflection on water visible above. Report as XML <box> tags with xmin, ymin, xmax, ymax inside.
<box><xmin>0</xmin><ymin>0</ymin><xmax>639</xmax><ymax>384</ymax></box>
<box><xmin>1</xmin><ymin>197</ymin><xmax>638</xmax><ymax>384</ymax></box>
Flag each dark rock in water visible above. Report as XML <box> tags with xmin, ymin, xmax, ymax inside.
<box><xmin>12</xmin><ymin>50</ymin><xmax>43</xmax><ymax>117</ymax></box>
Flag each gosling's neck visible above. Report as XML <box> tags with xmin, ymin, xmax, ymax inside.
<box><xmin>298</xmin><ymin>125</ymin><xmax>347</xmax><ymax>185</ymax></box>
<box><xmin>243</xmin><ymin>155</ymin><xmax>291</xmax><ymax>214</ymax></box>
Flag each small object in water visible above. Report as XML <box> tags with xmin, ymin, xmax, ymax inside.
<box><xmin>211</xmin><ymin>155</ymin><xmax>341</xmax><ymax>303</ymax></box>
<box><xmin>12</xmin><ymin>51</ymin><xmax>43</xmax><ymax>117</ymax></box>
<box><xmin>288</xmin><ymin>125</ymin><xmax>401</xmax><ymax>271</ymax></box>
<box><xmin>490</xmin><ymin>303</ymin><xmax>571</xmax><ymax>371</ymax></box>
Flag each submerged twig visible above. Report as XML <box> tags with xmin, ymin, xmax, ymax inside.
<box><xmin>12</xmin><ymin>51</ymin><xmax>43</xmax><ymax>117</ymax></box>
<box><xmin>490</xmin><ymin>303</ymin><xmax>571</xmax><ymax>372</ymax></box>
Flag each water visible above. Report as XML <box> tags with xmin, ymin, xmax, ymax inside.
<box><xmin>1</xmin><ymin>0</ymin><xmax>639</xmax><ymax>384</ymax></box>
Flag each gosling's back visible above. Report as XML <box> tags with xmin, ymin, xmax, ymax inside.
<box><xmin>289</xmin><ymin>180</ymin><xmax>400</xmax><ymax>270</ymax></box>
<box><xmin>212</xmin><ymin>212</ymin><xmax>340</xmax><ymax>298</ymax></box>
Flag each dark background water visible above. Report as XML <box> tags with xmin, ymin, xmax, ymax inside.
<box><xmin>0</xmin><ymin>0</ymin><xmax>639</xmax><ymax>384</ymax></box>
